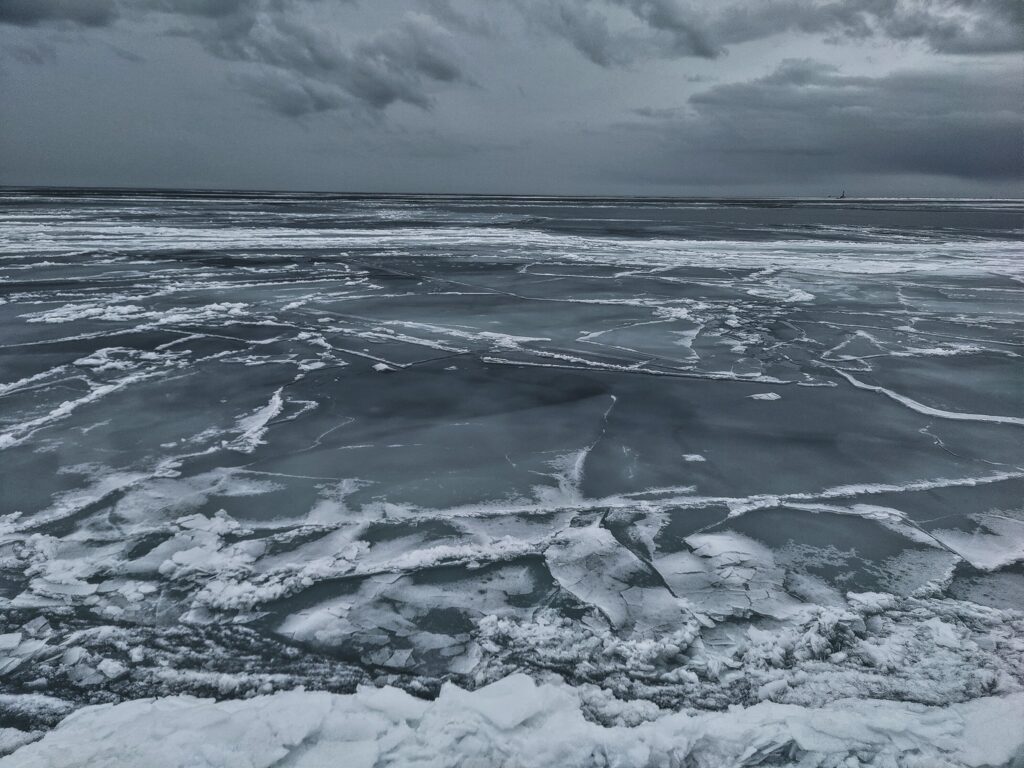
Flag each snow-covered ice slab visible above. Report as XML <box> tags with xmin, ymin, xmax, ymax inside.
<box><xmin>7</xmin><ymin>675</ymin><xmax>1024</xmax><ymax>768</ymax></box>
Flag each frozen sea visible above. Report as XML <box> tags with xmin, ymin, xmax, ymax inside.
<box><xmin>1</xmin><ymin>190</ymin><xmax>1022</xmax><ymax>766</ymax></box>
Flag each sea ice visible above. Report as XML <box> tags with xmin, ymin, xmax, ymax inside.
<box><xmin>6</xmin><ymin>675</ymin><xmax>1023</xmax><ymax>768</ymax></box>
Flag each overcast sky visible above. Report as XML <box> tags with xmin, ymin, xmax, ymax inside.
<box><xmin>1</xmin><ymin>0</ymin><xmax>1020</xmax><ymax>195</ymax></box>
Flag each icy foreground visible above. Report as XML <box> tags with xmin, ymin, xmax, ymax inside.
<box><xmin>8</xmin><ymin>674</ymin><xmax>1024</xmax><ymax>768</ymax></box>
<box><xmin>1</xmin><ymin>192</ymin><xmax>1022</xmax><ymax>763</ymax></box>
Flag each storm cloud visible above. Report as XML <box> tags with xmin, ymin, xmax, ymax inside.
<box><xmin>153</xmin><ymin>1</ymin><xmax>469</xmax><ymax>115</ymax></box>
<box><xmin>522</xmin><ymin>0</ymin><xmax>1024</xmax><ymax>65</ymax></box>
<box><xmin>615</xmin><ymin>59</ymin><xmax>1021</xmax><ymax>189</ymax></box>
<box><xmin>0</xmin><ymin>0</ymin><xmax>118</xmax><ymax>27</ymax></box>
<box><xmin>1</xmin><ymin>0</ymin><xmax>469</xmax><ymax>115</ymax></box>
<box><xmin>0</xmin><ymin>0</ymin><xmax>1019</xmax><ymax>194</ymax></box>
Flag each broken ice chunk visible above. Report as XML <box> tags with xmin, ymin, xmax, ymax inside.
<box><xmin>545</xmin><ymin>522</ymin><xmax>696</xmax><ymax>633</ymax></box>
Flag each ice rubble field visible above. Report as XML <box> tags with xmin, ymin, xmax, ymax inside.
<box><xmin>0</xmin><ymin>191</ymin><xmax>1022</xmax><ymax>766</ymax></box>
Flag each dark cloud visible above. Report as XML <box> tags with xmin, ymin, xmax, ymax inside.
<box><xmin>161</xmin><ymin>4</ymin><xmax>467</xmax><ymax>115</ymax></box>
<box><xmin>705</xmin><ymin>0</ymin><xmax>1024</xmax><ymax>54</ymax></box>
<box><xmin>621</xmin><ymin>59</ymin><xmax>1022</xmax><ymax>186</ymax></box>
<box><xmin>234</xmin><ymin>68</ymin><xmax>351</xmax><ymax>118</ymax></box>
<box><xmin>523</xmin><ymin>3</ymin><xmax>634</xmax><ymax>66</ymax></box>
<box><xmin>0</xmin><ymin>0</ymin><xmax>117</xmax><ymax>27</ymax></box>
<box><xmin>519</xmin><ymin>0</ymin><xmax>718</xmax><ymax>65</ymax></box>
<box><xmin>2</xmin><ymin>0</ymin><xmax>468</xmax><ymax>116</ymax></box>
<box><xmin>521</xmin><ymin>0</ymin><xmax>1024</xmax><ymax>66</ymax></box>
<box><xmin>354</xmin><ymin>16</ymin><xmax>464</xmax><ymax>92</ymax></box>
<box><xmin>612</xmin><ymin>0</ymin><xmax>719</xmax><ymax>57</ymax></box>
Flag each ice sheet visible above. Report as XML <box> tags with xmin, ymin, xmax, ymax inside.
<box><xmin>1</xmin><ymin>191</ymin><xmax>1021</xmax><ymax>763</ymax></box>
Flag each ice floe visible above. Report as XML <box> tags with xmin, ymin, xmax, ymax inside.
<box><xmin>6</xmin><ymin>674</ymin><xmax>1023</xmax><ymax>768</ymax></box>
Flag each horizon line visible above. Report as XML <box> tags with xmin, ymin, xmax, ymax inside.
<box><xmin>1</xmin><ymin>184</ymin><xmax>1022</xmax><ymax>202</ymax></box>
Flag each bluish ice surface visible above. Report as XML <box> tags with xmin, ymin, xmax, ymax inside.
<box><xmin>0</xmin><ymin>191</ymin><xmax>1022</xmax><ymax>755</ymax></box>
